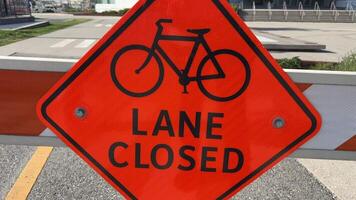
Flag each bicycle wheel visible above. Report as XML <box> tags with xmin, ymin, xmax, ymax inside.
<box><xmin>196</xmin><ymin>49</ymin><xmax>250</xmax><ymax>102</ymax></box>
<box><xmin>110</xmin><ymin>45</ymin><xmax>164</xmax><ymax>97</ymax></box>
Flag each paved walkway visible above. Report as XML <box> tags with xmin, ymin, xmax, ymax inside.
<box><xmin>248</xmin><ymin>22</ymin><xmax>356</xmax><ymax>62</ymax></box>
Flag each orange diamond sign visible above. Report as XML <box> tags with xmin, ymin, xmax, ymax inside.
<box><xmin>37</xmin><ymin>0</ymin><xmax>321</xmax><ymax>199</ymax></box>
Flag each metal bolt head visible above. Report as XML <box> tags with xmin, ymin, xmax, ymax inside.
<box><xmin>273</xmin><ymin>117</ymin><xmax>285</xmax><ymax>129</ymax></box>
<box><xmin>75</xmin><ymin>107</ymin><xmax>86</xmax><ymax>119</ymax></box>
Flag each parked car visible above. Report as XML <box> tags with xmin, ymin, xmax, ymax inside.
<box><xmin>43</xmin><ymin>3</ymin><xmax>56</xmax><ymax>12</ymax></box>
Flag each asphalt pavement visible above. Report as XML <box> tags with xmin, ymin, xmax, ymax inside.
<box><xmin>27</xmin><ymin>147</ymin><xmax>336</xmax><ymax>200</ymax></box>
<box><xmin>0</xmin><ymin>145</ymin><xmax>36</xmax><ymax>198</ymax></box>
<box><xmin>0</xmin><ymin>144</ymin><xmax>340</xmax><ymax>200</ymax></box>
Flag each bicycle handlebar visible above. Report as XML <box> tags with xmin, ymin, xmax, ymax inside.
<box><xmin>156</xmin><ymin>19</ymin><xmax>173</xmax><ymax>26</ymax></box>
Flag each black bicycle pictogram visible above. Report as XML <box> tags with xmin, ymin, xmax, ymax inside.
<box><xmin>111</xmin><ymin>18</ymin><xmax>251</xmax><ymax>102</ymax></box>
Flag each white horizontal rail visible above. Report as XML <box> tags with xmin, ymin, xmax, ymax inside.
<box><xmin>286</xmin><ymin>69</ymin><xmax>356</xmax><ymax>85</ymax></box>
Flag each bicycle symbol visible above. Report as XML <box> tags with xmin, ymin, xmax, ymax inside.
<box><xmin>110</xmin><ymin>18</ymin><xmax>251</xmax><ymax>102</ymax></box>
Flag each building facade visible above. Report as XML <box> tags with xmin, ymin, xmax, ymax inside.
<box><xmin>1</xmin><ymin>0</ymin><xmax>31</xmax><ymax>17</ymax></box>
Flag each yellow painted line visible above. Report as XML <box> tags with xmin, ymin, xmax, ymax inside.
<box><xmin>5</xmin><ymin>146</ymin><xmax>53</xmax><ymax>200</ymax></box>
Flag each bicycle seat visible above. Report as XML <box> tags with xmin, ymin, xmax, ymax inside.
<box><xmin>187</xmin><ymin>28</ymin><xmax>210</xmax><ymax>35</ymax></box>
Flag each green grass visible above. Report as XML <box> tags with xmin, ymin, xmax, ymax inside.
<box><xmin>278</xmin><ymin>54</ymin><xmax>356</xmax><ymax>71</ymax></box>
<box><xmin>0</xmin><ymin>19</ymin><xmax>90</xmax><ymax>47</ymax></box>
<box><xmin>309</xmin><ymin>53</ymin><xmax>356</xmax><ymax>71</ymax></box>
<box><xmin>277</xmin><ymin>57</ymin><xmax>304</xmax><ymax>69</ymax></box>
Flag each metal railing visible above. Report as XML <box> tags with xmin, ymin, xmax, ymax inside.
<box><xmin>283</xmin><ymin>0</ymin><xmax>288</xmax><ymax>21</ymax></box>
<box><xmin>346</xmin><ymin>1</ymin><xmax>355</xmax><ymax>22</ymax></box>
<box><xmin>267</xmin><ymin>1</ymin><xmax>272</xmax><ymax>20</ymax></box>
<box><xmin>330</xmin><ymin>1</ymin><xmax>339</xmax><ymax>21</ymax></box>
<box><xmin>298</xmin><ymin>1</ymin><xmax>306</xmax><ymax>21</ymax></box>
<box><xmin>243</xmin><ymin>0</ymin><xmax>355</xmax><ymax>23</ymax></box>
<box><xmin>314</xmin><ymin>1</ymin><xmax>322</xmax><ymax>21</ymax></box>
<box><xmin>239</xmin><ymin>0</ymin><xmax>244</xmax><ymax>10</ymax></box>
<box><xmin>252</xmin><ymin>1</ymin><xmax>256</xmax><ymax>21</ymax></box>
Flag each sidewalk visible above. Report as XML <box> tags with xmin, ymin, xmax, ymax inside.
<box><xmin>247</xmin><ymin>21</ymin><xmax>356</xmax><ymax>62</ymax></box>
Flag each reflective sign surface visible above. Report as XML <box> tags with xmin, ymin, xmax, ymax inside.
<box><xmin>37</xmin><ymin>0</ymin><xmax>321</xmax><ymax>199</ymax></box>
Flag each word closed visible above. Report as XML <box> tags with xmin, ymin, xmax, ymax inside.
<box><xmin>109</xmin><ymin>109</ymin><xmax>244</xmax><ymax>173</ymax></box>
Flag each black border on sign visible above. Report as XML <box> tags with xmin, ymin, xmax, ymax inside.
<box><xmin>40</xmin><ymin>0</ymin><xmax>318</xmax><ymax>199</ymax></box>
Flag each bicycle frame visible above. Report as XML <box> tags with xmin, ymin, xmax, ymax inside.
<box><xmin>141</xmin><ymin>24</ymin><xmax>226</xmax><ymax>82</ymax></box>
<box><xmin>111</xmin><ymin>19</ymin><xmax>251</xmax><ymax>100</ymax></box>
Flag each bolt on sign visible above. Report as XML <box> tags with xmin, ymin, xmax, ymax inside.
<box><xmin>37</xmin><ymin>0</ymin><xmax>321</xmax><ymax>199</ymax></box>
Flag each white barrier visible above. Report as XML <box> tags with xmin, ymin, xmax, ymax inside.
<box><xmin>0</xmin><ymin>62</ymin><xmax>355</xmax><ymax>160</ymax></box>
